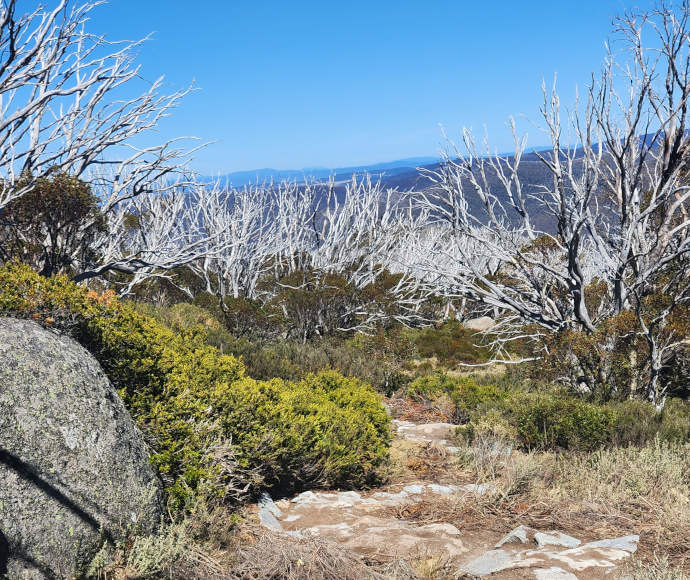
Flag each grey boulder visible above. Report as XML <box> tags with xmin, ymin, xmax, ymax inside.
<box><xmin>0</xmin><ymin>318</ymin><xmax>163</xmax><ymax>579</ymax></box>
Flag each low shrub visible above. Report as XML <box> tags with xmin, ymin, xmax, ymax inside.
<box><xmin>507</xmin><ymin>394</ymin><xmax>618</xmax><ymax>451</ymax></box>
<box><xmin>407</xmin><ymin>374</ymin><xmax>509</xmax><ymax>421</ymax></box>
<box><xmin>408</xmin><ymin>320</ymin><xmax>489</xmax><ymax>367</ymax></box>
<box><xmin>460</xmin><ymin>389</ymin><xmax>690</xmax><ymax>452</ymax></box>
<box><xmin>133</xmin><ymin>302</ymin><xmax>240</xmax><ymax>354</ymax></box>
<box><xmin>409</xmin><ymin>370</ymin><xmax>690</xmax><ymax>452</ymax></box>
<box><xmin>0</xmin><ymin>263</ymin><xmax>391</xmax><ymax>510</ymax></box>
<box><xmin>406</xmin><ymin>373</ymin><xmax>459</xmax><ymax>401</ymax></box>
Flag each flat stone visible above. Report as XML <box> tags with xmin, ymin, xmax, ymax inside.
<box><xmin>392</xmin><ymin>420</ymin><xmax>459</xmax><ymax>445</ymax></box>
<box><xmin>258</xmin><ymin>494</ymin><xmax>283</xmax><ymax>531</ymax></box>
<box><xmin>291</xmin><ymin>490</ymin><xmax>319</xmax><ymax>503</ymax></box>
<box><xmin>419</xmin><ymin>523</ymin><xmax>462</xmax><ymax>536</ymax></box>
<box><xmin>581</xmin><ymin>535</ymin><xmax>639</xmax><ymax>553</ymax></box>
<box><xmin>462</xmin><ymin>549</ymin><xmax>515</xmax><ymax>576</ymax></box>
<box><xmin>335</xmin><ymin>491</ymin><xmax>362</xmax><ymax>506</ymax></box>
<box><xmin>403</xmin><ymin>484</ymin><xmax>425</xmax><ymax>494</ymax></box>
<box><xmin>533</xmin><ymin>567</ymin><xmax>578</xmax><ymax>580</ymax></box>
<box><xmin>258</xmin><ymin>493</ymin><xmax>282</xmax><ymax>517</ymax></box>
<box><xmin>428</xmin><ymin>484</ymin><xmax>459</xmax><ymax>495</ymax></box>
<box><xmin>496</xmin><ymin>525</ymin><xmax>533</xmax><ymax>547</ymax></box>
<box><xmin>534</xmin><ymin>531</ymin><xmax>581</xmax><ymax>549</ymax></box>
<box><xmin>464</xmin><ymin>316</ymin><xmax>495</xmax><ymax>331</ymax></box>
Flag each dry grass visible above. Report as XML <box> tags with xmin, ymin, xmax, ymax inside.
<box><xmin>617</xmin><ymin>555</ymin><xmax>690</xmax><ymax>579</ymax></box>
<box><xmin>231</xmin><ymin>530</ymin><xmax>459</xmax><ymax>580</ymax></box>
<box><xmin>384</xmin><ymin>437</ymin><xmax>469</xmax><ymax>486</ymax></box>
<box><xmin>385</xmin><ymin>395</ymin><xmax>456</xmax><ymax>423</ymax></box>
<box><xmin>382</xmin><ymin>437</ymin><xmax>690</xmax><ymax>571</ymax></box>
<box><xmin>229</xmin><ymin>528</ymin><xmax>388</xmax><ymax>580</ymax></box>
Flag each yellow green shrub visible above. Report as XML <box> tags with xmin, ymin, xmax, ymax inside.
<box><xmin>407</xmin><ymin>373</ymin><xmax>508</xmax><ymax>419</ymax></box>
<box><xmin>0</xmin><ymin>263</ymin><xmax>391</xmax><ymax>509</ymax></box>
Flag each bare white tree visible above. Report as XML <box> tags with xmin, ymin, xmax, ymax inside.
<box><xmin>0</xmin><ymin>1</ymin><xmax>196</xmax><ymax>210</ymax></box>
<box><xmin>403</xmin><ymin>3</ymin><xmax>690</xmax><ymax>406</ymax></box>
<box><xmin>187</xmin><ymin>181</ymin><xmax>281</xmax><ymax>302</ymax></box>
<box><xmin>180</xmin><ymin>175</ymin><xmax>427</xmax><ymax>336</ymax></box>
<box><xmin>0</xmin><ymin>0</ymin><xmax>221</xmax><ymax>289</ymax></box>
<box><xmin>76</xmin><ymin>182</ymin><xmax>223</xmax><ymax>296</ymax></box>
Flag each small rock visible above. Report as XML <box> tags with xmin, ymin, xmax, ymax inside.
<box><xmin>291</xmin><ymin>490</ymin><xmax>319</xmax><ymax>503</ymax></box>
<box><xmin>428</xmin><ymin>484</ymin><xmax>459</xmax><ymax>495</ymax></box>
<box><xmin>463</xmin><ymin>316</ymin><xmax>495</xmax><ymax>331</ymax></box>
<box><xmin>534</xmin><ymin>531</ymin><xmax>581</xmax><ymax>549</ymax></box>
<box><xmin>403</xmin><ymin>484</ymin><xmax>425</xmax><ymax>494</ymax></box>
<box><xmin>420</xmin><ymin>523</ymin><xmax>462</xmax><ymax>536</ymax></box>
<box><xmin>462</xmin><ymin>549</ymin><xmax>515</xmax><ymax>576</ymax></box>
<box><xmin>533</xmin><ymin>567</ymin><xmax>578</xmax><ymax>580</ymax></box>
<box><xmin>258</xmin><ymin>493</ymin><xmax>282</xmax><ymax>517</ymax></box>
<box><xmin>496</xmin><ymin>525</ymin><xmax>533</xmax><ymax>547</ymax></box>
<box><xmin>258</xmin><ymin>493</ymin><xmax>283</xmax><ymax>531</ymax></box>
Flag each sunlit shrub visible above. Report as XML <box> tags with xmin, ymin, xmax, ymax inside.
<box><xmin>0</xmin><ymin>263</ymin><xmax>391</xmax><ymax>510</ymax></box>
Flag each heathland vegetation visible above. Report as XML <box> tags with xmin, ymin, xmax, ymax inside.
<box><xmin>0</xmin><ymin>0</ymin><xmax>689</xmax><ymax>578</ymax></box>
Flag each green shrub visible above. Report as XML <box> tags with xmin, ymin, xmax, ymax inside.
<box><xmin>658</xmin><ymin>398</ymin><xmax>690</xmax><ymax>442</ymax></box>
<box><xmin>406</xmin><ymin>373</ymin><xmax>459</xmax><ymax>400</ymax></box>
<box><xmin>451</xmin><ymin>378</ymin><xmax>510</xmax><ymax>416</ymax></box>
<box><xmin>407</xmin><ymin>374</ymin><xmax>509</xmax><ymax>419</ymax></box>
<box><xmin>408</xmin><ymin>321</ymin><xmax>489</xmax><ymax>366</ymax></box>
<box><xmin>508</xmin><ymin>394</ymin><xmax>618</xmax><ymax>451</ymax></box>
<box><xmin>0</xmin><ymin>263</ymin><xmax>391</xmax><ymax>510</ymax></box>
<box><xmin>458</xmin><ymin>388</ymin><xmax>690</xmax><ymax>452</ymax></box>
<box><xmin>132</xmin><ymin>301</ymin><xmax>242</xmax><ymax>354</ymax></box>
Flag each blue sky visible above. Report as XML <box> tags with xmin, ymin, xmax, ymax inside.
<box><xmin>87</xmin><ymin>0</ymin><xmax>654</xmax><ymax>173</ymax></box>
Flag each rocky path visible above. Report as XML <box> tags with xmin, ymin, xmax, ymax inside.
<box><xmin>255</xmin><ymin>420</ymin><xmax>639</xmax><ymax>578</ymax></box>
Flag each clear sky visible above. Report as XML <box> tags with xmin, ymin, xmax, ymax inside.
<box><xmin>86</xmin><ymin>0</ymin><xmax>655</xmax><ymax>174</ymax></box>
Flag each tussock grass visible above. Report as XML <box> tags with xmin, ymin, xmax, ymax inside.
<box><xmin>617</xmin><ymin>555</ymin><xmax>690</xmax><ymax>579</ymax></box>
<box><xmin>387</xmin><ymin>436</ymin><xmax>690</xmax><ymax>571</ymax></box>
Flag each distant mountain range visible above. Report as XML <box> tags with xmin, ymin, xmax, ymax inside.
<box><xmin>206</xmin><ymin>149</ymin><xmax>565</xmax><ymax>231</ymax></box>
<box><xmin>208</xmin><ymin>156</ymin><xmax>440</xmax><ymax>187</ymax></box>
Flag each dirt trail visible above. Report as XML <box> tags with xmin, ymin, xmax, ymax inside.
<box><xmin>255</xmin><ymin>420</ymin><xmax>639</xmax><ymax>579</ymax></box>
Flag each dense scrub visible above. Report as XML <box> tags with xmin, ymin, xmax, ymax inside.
<box><xmin>0</xmin><ymin>263</ymin><xmax>391</xmax><ymax>510</ymax></box>
<box><xmin>406</xmin><ymin>373</ymin><xmax>690</xmax><ymax>452</ymax></box>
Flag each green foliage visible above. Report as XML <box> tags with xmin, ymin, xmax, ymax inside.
<box><xmin>406</xmin><ymin>373</ymin><xmax>459</xmax><ymax>400</ymax></box>
<box><xmin>507</xmin><ymin>394</ymin><xmax>618</xmax><ymax>451</ymax></box>
<box><xmin>224</xmin><ymin>371</ymin><xmax>392</xmax><ymax>490</ymax></box>
<box><xmin>407</xmin><ymin>373</ymin><xmax>508</xmax><ymax>417</ymax></box>
<box><xmin>408</xmin><ymin>320</ymin><xmax>489</xmax><ymax>367</ymax></box>
<box><xmin>446</xmin><ymin>377</ymin><xmax>690</xmax><ymax>452</ymax></box>
<box><xmin>133</xmin><ymin>301</ymin><xmax>241</xmax><ymax>353</ymax></box>
<box><xmin>0</xmin><ymin>263</ymin><xmax>391</xmax><ymax>511</ymax></box>
<box><xmin>406</xmin><ymin>369</ymin><xmax>690</xmax><ymax>452</ymax></box>
<box><xmin>0</xmin><ymin>173</ymin><xmax>106</xmax><ymax>277</ymax></box>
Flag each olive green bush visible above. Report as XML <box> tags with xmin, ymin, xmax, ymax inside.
<box><xmin>0</xmin><ymin>263</ymin><xmax>391</xmax><ymax>511</ymax></box>
<box><xmin>140</xmin><ymin>301</ymin><xmax>415</xmax><ymax>394</ymax></box>
<box><xmin>408</xmin><ymin>372</ymin><xmax>690</xmax><ymax>452</ymax></box>
<box><xmin>407</xmin><ymin>373</ymin><xmax>508</xmax><ymax>420</ymax></box>
<box><xmin>408</xmin><ymin>320</ymin><xmax>489</xmax><ymax>367</ymax></box>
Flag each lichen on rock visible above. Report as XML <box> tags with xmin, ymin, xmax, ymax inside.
<box><xmin>0</xmin><ymin>318</ymin><xmax>163</xmax><ymax>579</ymax></box>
